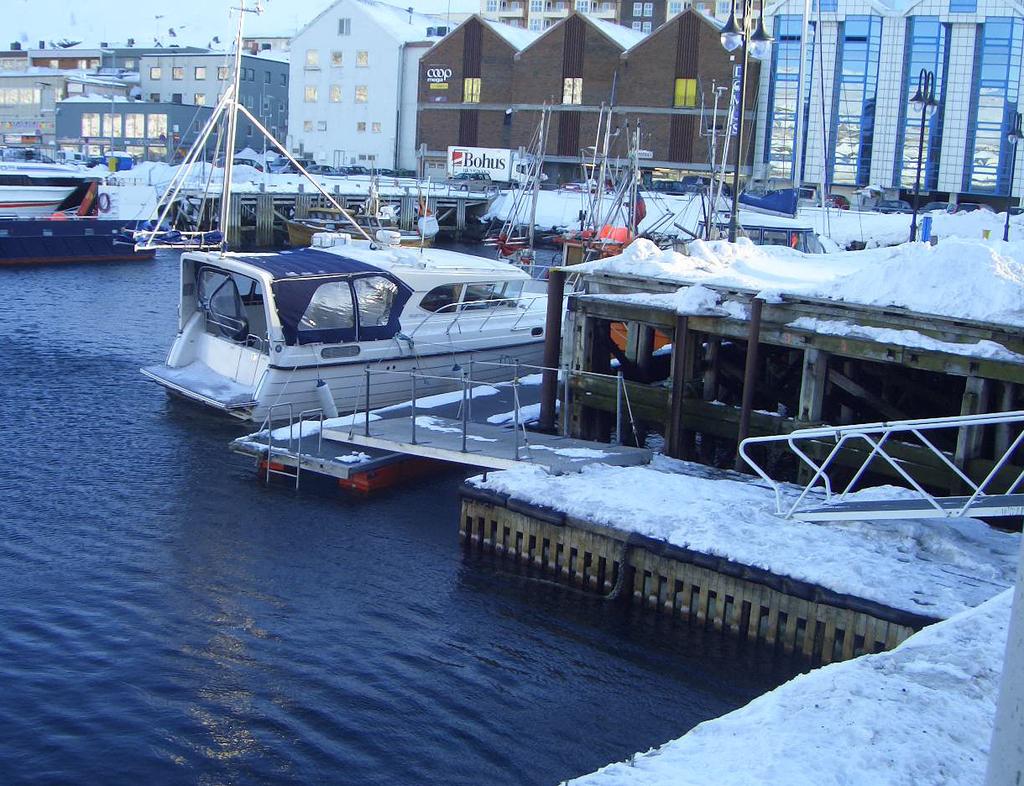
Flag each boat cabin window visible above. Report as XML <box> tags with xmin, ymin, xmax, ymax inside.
<box><xmin>461</xmin><ymin>281</ymin><xmax>524</xmax><ymax>310</ymax></box>
<box><xmin>354</xmin><ymin>275</ymin><xmax>399</xmax><ymax>327</ymax></box>
<box><xmin>420</xmin><ymin>284</ymin><xmax>462</xmax><ymax>313</ymax></box>
<box><xmin>761</xmin><ymin>229</ymin><xmax>796</xmax><ymax>248</ymax></box>
<box><xmin>198</xmin><ymin>268</ymin><xmax>249</xmax><ymax>341</ymax></box>
<box><xmin>299</xmin><ymin>281</ymin><xmax>355</xmax><ymax>333</ymax></box>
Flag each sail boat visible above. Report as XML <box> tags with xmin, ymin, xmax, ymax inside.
<box><xmin>140</xmin><ymin>2</ymin><xmax>548</xmax><ymax>423</ymax></box>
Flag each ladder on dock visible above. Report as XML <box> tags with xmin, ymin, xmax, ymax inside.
<box><xmin>739</xmin><ymin>410</ymin><xmax>1024</xmax><ymax>521</ymax></box>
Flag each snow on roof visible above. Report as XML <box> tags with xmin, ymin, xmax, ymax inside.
<box><xmin>581</xmin><ymin>237</ymin><xmax>1024</xmax><ymax>328</ymax></box>
<box><xmin>576</xmin><ymin>587</ymin><xmax>1012</xmax><ymax>786</ymax></box>
<box><xmin>353</xmin><ymin>0</ymin><xmax>447</xmax><ymax>43</ymax></box>
<box><xmin>60</xmin><ymin>93</ymin><xmax>135</xmax><ymax>102</ymax></box>
<box><xmin>480</xmin><ymin>17</ymin><xmax>540</xmax><ymax>50</ymax></box>
<box><xmin>586</xmin><ymin>14</ymin><xmax>647</xmax><ymax>49</ymax></box>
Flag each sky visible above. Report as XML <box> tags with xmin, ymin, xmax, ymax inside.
<box><xmin>6</xmin><ymin>0</ymin><xmax>477</xmax><ymax>50</ymax></box>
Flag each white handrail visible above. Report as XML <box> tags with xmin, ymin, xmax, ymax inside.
<box><xmin>739</xmin><ymin>409</ymin><xmax>1024</xmax><ymax>519</ymax></box>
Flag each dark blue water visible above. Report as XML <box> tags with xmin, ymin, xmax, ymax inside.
<box><xmin>0</xmin><ymin>251</ymin><xmax>800</xmax><ymax>784</ymax></box>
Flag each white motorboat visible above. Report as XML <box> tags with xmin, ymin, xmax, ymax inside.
<box><xmin>141</xmin><ymin>233</ymin><xmax>547</xmax><ymax>423</ymax></box>
<box><xmin>0</xmin><ymin>150</ymin><xmax>98</xmax><ymax>217</ymax></box>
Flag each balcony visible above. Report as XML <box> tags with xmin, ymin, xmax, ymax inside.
<box><xmin>497</xmin><ymin>2</ymin><xmax>525</xmax><ymax>13</ymax></box>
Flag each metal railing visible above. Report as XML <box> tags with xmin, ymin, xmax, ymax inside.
<box><xmin>739</xmin><ymin>410</ymin><xmax>1024</xmax><ymax>520</ymax></box>
<box><xmin>407</xmin><ymin>292</ymin><xmax>547</xmax><ymax>340</ymax></box>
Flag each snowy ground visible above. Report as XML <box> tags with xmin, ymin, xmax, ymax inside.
<box><xmin>579</xmin><ymin>236</ymin><xmax>1024</xmax><ymax>330</ymax></box>
<box><xmin>570</xmin><ymin>587</ymin><xmax>1013</xmax><ymax>786</ymax></box>
<box><xmin>470</xmin><ymin>456</ymin><xmax>1019</xmax><ymax>619</ymax></box>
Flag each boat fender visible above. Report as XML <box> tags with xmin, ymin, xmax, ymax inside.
<box><xmin>315</xmin><ymin>379</ymin><xmax>339</xmax><ymax>419</ymax></box>
<box><xmin>97</xmin><ymin>192</ymin><xmax>112</xmax><ymax>214</ymax></box>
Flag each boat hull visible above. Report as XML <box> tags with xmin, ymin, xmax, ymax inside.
<box><xmin>0</xmin><ymin>218</ymin><xmax>155</xmax><ymax>266</ymax></box>
<box><xmin>0</xmin><ymin>185</ymin><xmax>79</xmax><ymax>217</ymax></box>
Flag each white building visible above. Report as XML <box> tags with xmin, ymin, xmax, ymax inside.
<box><xmin>754</xmin><ymin>0</ymin><xmax>1024</xmax><ymax>202</ymax></box>
<box><xmin>288</xmin><ymin>0</ymin><xmax>450</xmax><ymax>170</ymax></box>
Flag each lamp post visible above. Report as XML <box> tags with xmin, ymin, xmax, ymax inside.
<box><xmin>908</xmin><ymin>68</ymin><xmax>937</xmax><ymax>243</ymax></box>
<box><xmin>720</xmin><ymin>0</ymin><xmax>772</xmax><ymax>242</ymax></box>
<box><xmin>1003</xmin><ymin>110</ymin><xmax>1022</xmax><ymax>242</ymax></box>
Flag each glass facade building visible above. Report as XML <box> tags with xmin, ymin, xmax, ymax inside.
<box><xmin>763</xmin><ymin>15</ymin><xmax>816</xmax><ymax>181</ymax></box>
<box><xmin>963</xmin><ymin>17</ymin><xmax>1023</xmax><ymax>194</ymax></box>
<box><xmin>829</xmin><ymin>15</ymin><xmax>882</xmax><ymax>186</ymax></box>
<box><xmin>894</xmin><ymin>17</ymin><xmax>950</xmax><ymax>190</ymax></box>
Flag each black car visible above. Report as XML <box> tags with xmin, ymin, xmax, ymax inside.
<box><xmin>347</xmin><ymin>165</ymin><xmax>370</xmax><ymax>176</ymax></box>
<box><xmin>920</xmin><ymin>201</ymin><xmax>953</xmax><ymax>213</ymax></box>
<box><xmin>874</xmin><ymin>199</ymin><xmax>912</xmax><ymax>214</ymax></box>
<box><xmin>306</xmin><ymin>164</ymin><xmax>341</xmax><ymax>176</ymax></box>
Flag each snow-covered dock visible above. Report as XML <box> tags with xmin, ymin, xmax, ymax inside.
<box><xmin>460</xmin><ymin>456</ymin><xmax>1018</xmax><ymax>663</ymax></box>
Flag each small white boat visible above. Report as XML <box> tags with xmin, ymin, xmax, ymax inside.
<box><xmin>0</xmin><ymin>151</ymin><xmax>97</xmax><ymax>217</ymax></box>
<box><xmin>142</xmin><ymin>233</ymin><xmax>547</xmax><ymax>422</ymax></box>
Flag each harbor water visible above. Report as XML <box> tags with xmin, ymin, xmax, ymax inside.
<box><xmin>0</xmin><ymin>249</ymin><xmax>801</xmax><ymax>784</ymax></box>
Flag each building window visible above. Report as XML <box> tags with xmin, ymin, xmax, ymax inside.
<box><xmin>218</xmin><ymin>66</ymin><xmax>229</xmax><ymax>80</ymax></box>
<box><xmin>632</xmin><ymin>1</ymin><xmax>642</xmax><ymax>15</ymax></box>
<box><xmin>147</xmin><ymin>113</ymin><xmax>167</xmax><ymax>139</ymax></box>
<box><xmin>814</xmin><ymin>0</ymin><xmax>837</xmax><ymax>11</ymax></box>
<box><xmin>331</xmin><ymin>51</ymin><xmax>343</xmax><ymax>66</ymax></box>
<box><xmin>149</xmin><ymin>92</ymin><xmax>160</xmax><ymax>102</ymax></box>
<box><xmin>149</xmin><ymin>66</ymin><xmax>162</xmax><ymax>79</ymax></box>
<box><xmin>329</xmin><ymin>84</ymin><xmax>342</xmax><ymax>102</ymax></box>
<box><xmin>124</xmin><ymin>58</ymin><xmax>136</xmax><ymax>69</ymax></box>
<box><xmin>631</xmin><ymin>21</ymin><xmax>642</xmax><ymax>30</ymax></box>
<box><xmin>246</xmin><ymin>124</ymin><xmax>253</xmax><ymax>137</ymax></box>
<box><xmin>829</xmin><ymin>15</ymin><xmax>882</xmax><ymax>186</ymax></box>
<box><xmin>171</xmin><ymin>93</ymin><xmax>182</xmax><ymax>104</ymax></box>
<box><xmin>81</xmin><ymin>112</ymin><xmax>101</xmax><ymax>136</ymax></box>
<box><xmin>668</xmin><ymin>1</ymin><xmax>683</xmax><ymax>14</ymax></box>
<box><xmin>338</xmin><ymin>17</ymin><xmax>351</xmax><ymax>35</ymax></box>
<box><xmin>642</xmin><ymin>21</ymin><xmax>652</xmax><ymax>31</ymax></box>
<box><xmin>304</xmin><ymin>119</ymin><xmax>313</xmax><ymax>131</ymax></box>
<box><xmin>562</xmin><ymin>76</ymin><xmax>582</xmax><ymax>104</ymax></box>
<box><xmin>318</xmin><ymin>120</ymin><xmax>327</xmax><ymax>131</ymax></box>
<box><xmin>305</xmin><ymin>49</ymin><xmax>320</xmax><ymax>69</ymax></box>
<box><xmin>530</xmin><ymin>0</ymin><xmax>542</xmax><ymax>9</ymax></box>
<box><xmin>281</xmin><ymin>73</ymin><xmax>287</xmax><ymax>85</ymax></box>
<box><xmin>894</xmin><ymin>17</ymin><xmax>949</xmax><ymax>190</ymax></box>
<box><xmin>192</xmin><ymin>93</ymin><xmax>205</xmax><ymax>106</ymax></box>
<box><xmin>576</xmin><ymin>0</ymin><xmax>590</xmax><ymax>10</ymax></box>
<box><xmin>673</xmin><ymin>77</ymin><xmax>697</xmax><ymax>107</ymax></box>
<box><xmin>125</xmin><ymin>113</ymin><xmax>145</xmax><ymax>137</ymax></box>
<box><xmin>195</xmin><ymin>66</ymin><xmax>206</xmax><ymax>79</ymax></box>
<box><xmin>357</xmin><ymin>121</ymin><xmax>367</xmax><ymax>132</ymax></box>
<box><xmin>305</xmin><ymin>85</ymin><xmax>318</xmax><ymax>102</ymax></box>
<box><xmin>487</xmin><ymin>0</ymin><xmax>498</xmax><ymax>9</ymax></box>
<box><xmin>172</xmin><ymin>66</ymin><xmax>184</xmax><ymax>80</ymax></box>
<box><xmin>964</xmin><ymin>17</ymin><xmax>1024</xmax><ymax>193</ymax></box>
<box><xmin>764</xmin><ymin>15</ymin><xmax>817</xmax><ymax>181</ymax></box>
<box><xmin>529</xmin><ymin>18</ymin><xmax>542</xmax><ymax>29</ymax></box>
<box><xmin>949</xmin><ymin>0</ymin><xmax>976</xmax><ymax>11</ymax></box>
<box><xmin>643</xmin><ymin>2</ymin><xmax>653</xmax><ymax>16</ymax></box>
<box><xmin>355</xmin><ymin>85</ymin><xmax>368</xmax><ymax>102</ymax></box>
<box><xmin>356</xmin><ymin>50</ymin><xmax>369</xmax><ymax>67</ymax></box>
<box><xmin>372</xmin><ymin>122</ymin><xmax>382</xmax><ymax>133</ymax></box>
<box><xmin>463</xmin><ymin>77</ymin><xmax>481</xmax><ymax>103</ymax></box>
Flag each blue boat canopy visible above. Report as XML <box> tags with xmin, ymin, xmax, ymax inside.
<box><xmin>218</xmin><ymin>249</ymin><xmax>413</xmax><ymax>345</ymax></box>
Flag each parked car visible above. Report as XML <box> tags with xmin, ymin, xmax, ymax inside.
<box><xmin>448</xmin><ymin>171</ymin><xmax>493</xmax><ymax>189</ymax></box>
<box><xmin>346</xmin><ymin>165</ymin><xmax>370</xmax><ymax>176</ymax></box>
<box><xmin>306</xmin><ymin>164</ymin><xmax>341</xmax><ymax>176</ymax></box>
<box><xmin>825</xmin><ymin>193</ymin><xmax>850</xmax><ymax>209</ymax></box>
<box><xmin>955</xmin><ymin>202</ymin><xmax>996</xmax><ymax>214</ymax></box>
<box><xmin>233</xmin><ymin>157</ymin><xmax>264</xmax><ymax>172</ymax></box>
<box><xmin>920</xmin><ymin>201</ymin><xmax>953</xmax><ymax>213</ymax></box>
<box><xmin>874</xmin><ymin>199</ymin><xmax>912</xmax><ymax>214</ymax></box>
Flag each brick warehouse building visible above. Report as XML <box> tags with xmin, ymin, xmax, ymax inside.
<box><xmin>415</xmin><ymin>11</ymin><xmax>760</xmax><ymax>179</ymax></box>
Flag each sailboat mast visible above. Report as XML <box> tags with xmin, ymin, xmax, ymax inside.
<box><xmin>528</xmin><ymin>105</ymin><xmax>550</xmax><ymax>253</ymax></box>
<box><xmin>792</xmin><ymin>0</ymin><xmax>811</xmax><ymax>189</ymax></box>
<box><xmin>218</xmin><ymin>3</ymin><xmax>249</xmax><ymax>249</ymax></box>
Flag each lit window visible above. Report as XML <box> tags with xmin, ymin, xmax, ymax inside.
<box><xmin>304</xmin><ymin>85</ymin><xmax>318</xmax><ymax>102</ymax></box>
<box><xmin>150</xmin><ymin>66</ymin><xmax>162</xmax><ymax>79</ymax></box>
<box><xmin>194</xmin><ymin>93</ymin><xmax>206</xmax><ymax>105</ymax></box>
<box><xmin>331</xmin><ymin>50</ymin><xmax>343</xmax><ymax>66</ymax></box>
<box><xmin>357</xmin><ymin>121</ymin><xmax>367</xmax><ymax>132</ymax></box>
<box><xmin>125</xmin><ymin>113</ymin><xmax>145</xmax><ymax>137</ymax></box>
<box><xmin>355</xmin><ymin>84</ymin><xmax>368</xmax><ymax>102</ymax></box>
<box><xmin>305</xmin><ymin>49</ymin><xmax>320</xmax><ymax>68</ymax></box>
<box><xmin>329</xmin><ymin>84</ymin><xmax>342</xmax><ymax>102</ymax></box>
<box><xmin>218</xmin><ymin>66</ymin><xmax>229</xmax><ymax>80</ymax></box>
<box><xmin>103</xmin><ymin>113</ymin><xmax>122</xmax><ymax>137</ymax></box>
<box><xmin>147</xmin><ymin>113</ymin><xmax>167</xmax><ymax>139</ymax></box>
<box><xmin>463</xmin><ymin>77</ymin><xmax>481</xmax><ymax>103</ymax></box>
<box><xmin>372</xmin><ymin>122</ymin><xmax>382</xmax><ymax>132</ymax></box>
<box><xmin>562</xmin><ymin>76</ymin><xmax>582</xmax><ymax>104</ymax></box>
<box><xmin>124</xmin><ymin>58</ymin><xmax>137</xmax><ymax>69</ymax></box>
<box><xmin>78</xmin><ymin>59</ymin><xmax>89</xmax><ymax>69</ymax></box>
<box><xmin>304</xmin><ymin>119</ymin><xmax>313</xmax><ymax>131</ymax></box>
<box><xmin>81</xmin><ymin>112</ymin><xmax>101</xmax><ymax>136</ymax></box>
<box><xmin>318</xmin><ymin>120</ymin><xmax>327</xmax><ymax>131</ymax></box>
<box><xmin>172</xmin><ymin>66</ymin><xmax>184</xmax><ymax>80</ymax></box>
<box><xmin>49</xmin><ymin>59</ymin><xmax>58</xmax><ymax>68</ymax></box>
<box><xmin>195</xmin><ymin>66</ymin><xmax>207</xmax><ymax>79</ymax></box>
<box><xmin>674</xmin><ymin>77</ymin><xmax>697</xmax><ymax>107</ymax></box>
<box><xmin>356</xmin><ymin>50</ymin><xmax>368</xmax><ymax>67</ymax></box>
<box><xmin>338</xmin><ymin>17</ymin><xmax>351</xmax><ymax>35</ymax></box>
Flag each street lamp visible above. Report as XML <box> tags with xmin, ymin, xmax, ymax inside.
<box><xmin>908</xmin><ymin>68</ymin><xmax>938</xmax><ymax>243</ymax></box>
<box><xmin>720</xmin><ymin>0</ymin><xmax>773</xmax><ymax>242</ymax></box>
<box><xmin>1003</xmin><ymin>110</ymin><xmax>1022</xmax><ymax>242</ymax></box>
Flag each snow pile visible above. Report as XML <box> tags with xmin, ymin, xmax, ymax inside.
<box><xmin>807</xmin><ymin>205</ymin><xmax>1024</xmax><ymax>249</ymax></box>
<box><xmin>470</xmin><ymin>457</ymin><xmax>1019</xmax><ymax>617</ymax></box>
<box><xmin>573</xmin><ymin>588</ymin><xmax>1012</xmax><ymax>786</ymax></box>
<box><xmin>584</xmin><ymin>237</ymin><xmax>1024</xmax><ymax>327</ymax></box>
<box><xmin>592</xmin><ymin>283</ymin><xmax>724</xmax><ymax>315</ymax></box>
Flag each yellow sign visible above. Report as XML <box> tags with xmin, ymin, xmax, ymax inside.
<box><xmin>429</xmin><ymin>83</ymin><xmax>448</xmax><ymax>90</ymax></box>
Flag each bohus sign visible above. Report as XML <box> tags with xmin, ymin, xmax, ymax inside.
<box><xmin>425</xmin><ymin>64</ymin><xmax>452</xmax><ymax>103</ymax></box>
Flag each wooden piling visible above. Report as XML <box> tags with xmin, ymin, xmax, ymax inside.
<box><xmin>735</xmin><ymin>298</ymin><xmax>764</xmax><ymax>471</ymax></box>
<box><xmin>539</xmin><ymin>269</ymin><xmax>566</xmax><ymax>432</ymax></box>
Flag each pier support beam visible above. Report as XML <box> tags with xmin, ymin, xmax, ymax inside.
<box><xmin>798</xmin><ymin>348</ymin><xmax>829</xmax><ymax>424</ymax></box>
<box><xmin>539</xmin><ymin>269</ymin><xmax>566</xmax><ymax>432</ymax></box>
<box><xmin>955</xmin><ymin>376</ymin><xmax>990</xmax><ymax>483</ymax></box>
<box><xmin>668</xmin><ymin>316</ymin><xmax>694</xmax><ymax>459</ymax></box>
<box><xmin>734</xmin><ymin>298</ymin><xmax>764</xmax><ymax>471</ymax></box>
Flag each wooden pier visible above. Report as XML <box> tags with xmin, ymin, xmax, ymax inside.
<box><xmin>460</xmin><ymin>485</ymin><xmax>931</xmax><ymax>664</ymax></box>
